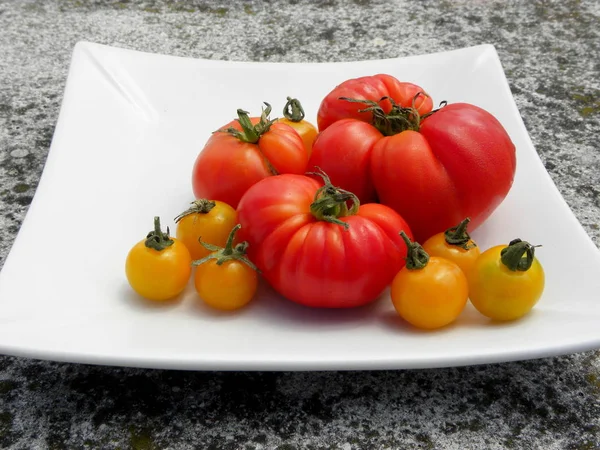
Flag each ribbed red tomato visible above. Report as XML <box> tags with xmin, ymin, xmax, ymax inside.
<box><xmin>236</xmin><ymin>172</ymin><xmax>413</xmax><ymax>308</ymax></box>
<box><xmin>310</xmin><ymin>77</ymin><xmax>516</xmax><ymax>242</ymax></box>
<box><xmin>316</xmin><ymin>74</ymin><xmax>433</xmax><ymax>131</ymax></box>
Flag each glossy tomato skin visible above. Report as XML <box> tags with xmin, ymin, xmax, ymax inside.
<box><xmin>467</xmin><ymin>245</ymin><xmax>545</xmax><ymax>321</ymax></box>
<box><xmin>175</xmin><ymin>200</ymin><xmax>238</xmax><ymax>261</ymax></box>
<box><xmin>192</xmin><ymin>119</ymin><xmax>307</xmax><ymax>209</ymax></box>
<box><xmin>370</xmin><ymin>104</ymin><xmax>516</xmax><ymax>242</ymax></box>
<box><xmin>391</xmin><ymin>257</ymin><xmax>468</xmax><ymax>330</ymax></box>
<box><xmin>125</xmin><ymin>239</ymin><xmax>192</xmax><ymax>301</ymax></box>
<box><xmin>370</xmin><ymin>129</ymin><xmax>461</xmax><ymax>242</ymax></box>
<box><xmin>194</xmin><ymin>258</ymin><xmax>258</xmax><ymax>311</ymax></box>
<box><xmin>416</xmin><ymin>103</ymin><xmax>517</xmax><ymax>237</ymax></box>
<box><xmin>422</xmin><ymin>232</ymin><xmax>481</xmax><ymax>276</ymax></box>
<box><xmin>278</xmin><ymin>117</ymin><xmax>318</xmax><ymax>157</ymax></box>
<box><xmin>237</xmin><ymin>174</ymin><xmax>413</xmax><ymax>308</ymax></box>
<box><xmin>308</xmin><ymin>119</ymin><xmax>382</xmax><ymax>204</ymax></box>
<box><xmin>316</xmin><ymin>74</ymin><xmax>433</xmax><ymax>131</ymax></box>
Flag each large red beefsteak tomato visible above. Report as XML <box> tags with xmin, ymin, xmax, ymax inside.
<box><xmin>310</xmin><ymin>77</ymin><xmax>517</xmax><ymax>242</ymax></box>
<box><xmin>236</xmin><ymin>172</ymin><xmax>413</xmax><ymax>308</ymax></box>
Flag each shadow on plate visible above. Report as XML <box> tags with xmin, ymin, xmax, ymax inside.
<box><xmin>243</xmin><ymin>280</ymin><xmax>392</xmax><ymax>329</ymax></box>
<box><xmin>119</xmin><ymin>282</ymin><xmax>187</xmax><ymax>312</ymax></box>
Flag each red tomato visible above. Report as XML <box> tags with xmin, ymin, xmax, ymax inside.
<box><xmin>237</xmin><ymin>172</ymin><xmax>413</xmax><ymax>308</ymax></box>
<box><xmin>192</xmin><ymin>103</ymin><xmax>308</xmax><ymax>209</ymax></box>
<box><xmin>316</xmin><ymin>74</ymin><xmax>433</xmax><ymax>131</ymax></box>
<box><xmin>309</xmin><ymin>119</ymin><xmax>382</xmax><ymax>204</ymax></box>
<box><xmin>372</xmin><ymin>103</ymin><xmax>516</xmax><ymax>241</ymax></box>
<box><xmin>309</xmin><ymin>84</ymin><xmax>516</xmax><ymax>242</ymax></box>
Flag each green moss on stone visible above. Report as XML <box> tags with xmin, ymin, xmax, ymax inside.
<box><xmin>13</xmin><ymin>183</ymin><xmax>30</xmax><ymax>193</ymax></box>
<box><xmin>572</xmin><ymin>92</ymin><xmax>599</xmax><ymax>117</ymax></box>
<box><xmin>415</xmin><ymin>433</ymin><xmax>435</xmax><ymax>450</ymax></box>
<box><xmin>585</xmin><ymin>373</ymin><xmax>600</xmax><ymax>393</ymax></box>
<box><xmin>129</xmin><ymin>427</ymin><xmax>157</xmax><ymax>450</ymax></box>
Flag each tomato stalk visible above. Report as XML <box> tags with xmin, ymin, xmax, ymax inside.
<box><xmin>309</xmin><ymin>169</ymin><xmax>360</xmax><ymax>230</ymax></box>
<box><xmin>218</xmin><ymin>102</ymin><xmax>276</xmax><ymax>144</ymax></box>
<box><xmin>444</xmin><ymin>217</ymin><xmax>477</xmax><ymax>250</ymax></box>
<box><xmin>174</xmin><ymin>199</ymin><xmax>216</xmax><ymax>223</ymax></box>
<box><xmin>191</xmin><ymin>224</ymin><xmax>259</xmax><ymax>271</ymax></box>
<box><xmin>399</xmin><ymin>231</ymin><xmax>430</xmax><ymax>270</ymax></box>
<box><xmin>340</xmin><ymin>93</ymin><xmax>447</xmax><ymax>137</ymax></box>
<box><xmin>500</xmin><ymin>239</ymin><xmax>541</xmax><ymax>272</ymax></box>
<box><xmin>283</xmin><ymin>97</ymin><xmax>306</xmax><ymax>122</ymax></box>
<box><xmin>144</xmin><ymin>216</ymin><xmax>174</xmax><ymax>251</ymax></box>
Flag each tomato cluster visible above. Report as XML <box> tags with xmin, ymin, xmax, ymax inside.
<box><xmin>124</xmin><ymin>80</ymin><xmax>545</xmax><ymax>329</ymax></box>
<box><xmin>390</xmin><ymin>219</ymin><xmax>544</xmax><ymax>329</ymax></box>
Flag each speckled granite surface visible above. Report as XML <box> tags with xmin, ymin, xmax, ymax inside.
<box><xmin>1</xmin><ymin>0</ymin><xmax>600</xmax><ymax>448</ymax></box>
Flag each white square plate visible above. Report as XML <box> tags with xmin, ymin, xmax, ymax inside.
<box><xmin>1</xmin><ymin>42</ymin><xmax>599</xmax><ymax>371</ymax></box>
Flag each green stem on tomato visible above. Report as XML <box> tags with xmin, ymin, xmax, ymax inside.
<box><xmin>339</xmin><ymin>93</ymin><xmax>447</xmax><ymax>136</ymax></box>
<box><xmin>444</xmin><ymin>217</ymin><xmax>477</xmax><ymax>250</ymax></box>
<box><xmin>500</xmin><ymin>239</ymin><xmax>540</xmax><ymax>272</ymax></box>
<box><xmin>399</xmin><ymin>231</ymin><xmax>430</xmax><ymax>270</ymax></box>
<box><xmin>191</xmin><ymin>224</ymin><xmax>259</xmax><ymax>272</ymax></box>
<box><xmin>217</xmin><ymin>102</ymin><xmax>276</xmax><ymax>144</ymax></box>
<box><xmin>144</xmin><ymin>216</ymin><xmax>174</xmax><ymax>251</ymax></box>
<box><xmin>283</xmin><ymin>97</ymin><xmax>306</xmax><ymax>122</ymax></box>
<box><xmin>174</xmin><ymin>199</ymin><xmax>216</xmax><ymax>223</ymax></box>
<box><xmin>308</xmin><ymin>168</ymin><xmax>360</xmax><ymax>230</ymax></box>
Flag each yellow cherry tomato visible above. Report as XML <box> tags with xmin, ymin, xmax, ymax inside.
<box><xmin>126</xmin><ymin>217</ymin><xmax>192</xmax><ymax>301</ymax></box>
<box><xmin>468</xmin><ymin>239</ymin><xmax>545</xmax><ymax>321</ymax></box>
<box><xmin>193</xmin><ymin>224</ymin><xmax>258</xmax><ymax>311</ymax></box>
<box><xmin>277</xmin><ymin>97</ymin><xmax>318</xmax><ymax>157</ymax></box>
<box><xmin>422</xmin><ymin>217</ymin><xmax>481</xmax><ymax>275</ymax></box>
<box><xmin>391</xmin><ymin>232</ymin><xmax>468</xmax><ymax>330</ymax></box>
<box><xmin>175</xmin><ymin>199</ymin><xmax>237</xmax><ymax>260</ymax></box>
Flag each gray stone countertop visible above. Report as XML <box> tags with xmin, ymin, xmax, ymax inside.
<box><xmin>1</xmin><ymin>0</ymin><xmax>600</xmax><ymax>448</ymax></box>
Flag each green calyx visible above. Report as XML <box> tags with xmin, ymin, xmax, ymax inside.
<box><xmin>500</xmin><ymin>239</ymin><xmax>540</xmax><ymax>272</ymax></box>
<box><xmin>444</xmin><ymin>217</ymin><xmax>477</xmax><ymax>250</ymax></box>
<box><xmin>174</xmin><ymin>199</ymin><xmax>216</xmax><ymax>223</ymax></box>
<box><xmin>191</xmin><ymin>224</ymin><xmax>259</xmax><ymax>272</ymax></box>
<box><xmin>340</xmin><ymin>93</ymin><xmax>445</xmax><ymax>136</ymax></box>
<box><xmin>283</xmin><ymin>97</ymin><xmax>306</xmax><ymax>122</ymax></box>
<box><xmin>309</xmin><ymin>168</ymin><xmax>360</xmax><ymax>230</ymax></box>
<box><xmin>217</xmin><ymin>102</ymin><xmax>276</xmax><ymax>144</ymax></box>
<box><xmin>399</xmin><ymin>231</ymin><xmax>430</xmax><ymax>270</ymax></box>
<box><xmin>144</xmin><ymin>216</ymin><xmax>174</xmax><ymax>251</ymax></box>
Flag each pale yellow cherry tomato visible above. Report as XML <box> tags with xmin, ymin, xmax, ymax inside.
<box><xmin>277</xmin><ymin>97</ymin><xmax>318</xmax><ymax>157</ymax></box>
<box><xmin>193</xmin><ymin>224</ymin><xmax>258</xmax><ymax>311</ymax></box>
<box><xmin>391</xmin><ymin>232</ymin><xmax>469</xmax><ymax>330</ymax></box>
<box><xmin>126</xmin><ymin>217</ymin><xmax>192</xmax><ymax>301</ymax></box>
<box><xmin>175</xmin><ymin>199</ymin><xmax>237</xmax><ymax>261</ymax></box>
<box><xmin>468</xmin><ymin>239</ymin><xmax>545</xmax><ymax>321</ymax></box>
<box><xmin>422</xmin><ymin>217</ymin><xmax>481</xmax><ymax>275</ymax></box>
